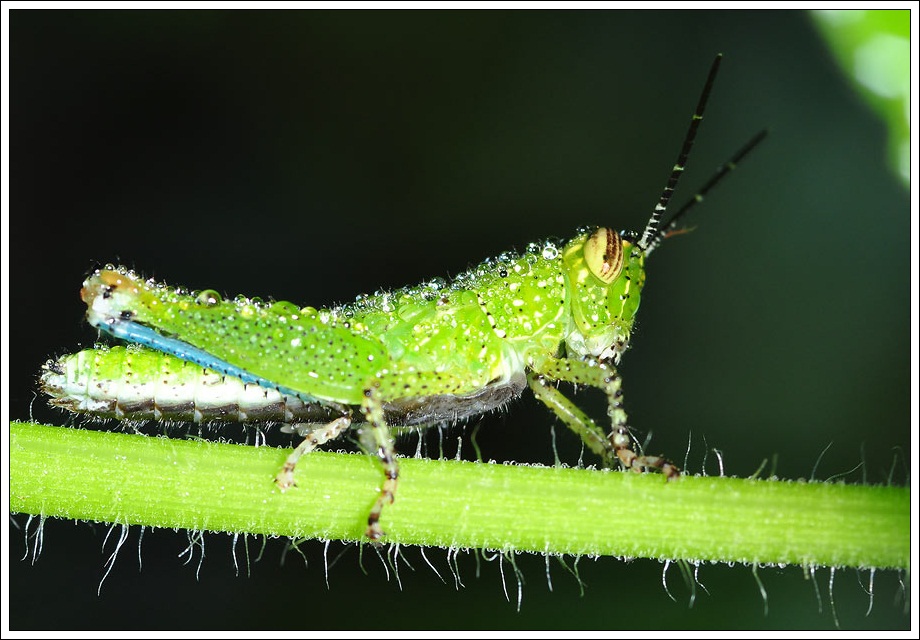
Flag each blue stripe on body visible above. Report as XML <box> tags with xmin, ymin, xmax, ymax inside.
<box><xmin>99</xmin><ymin>318</ymin><xmax>323</xmax><ymax>404</ymax></box>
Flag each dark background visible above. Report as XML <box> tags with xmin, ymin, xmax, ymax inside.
<box><xmin>9</xmin><ymin>9</ymin><xmax>909</xmax><ymax>630</ymax></box>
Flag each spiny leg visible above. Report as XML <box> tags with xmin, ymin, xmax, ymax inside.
<box><xmin>360</xmin><ymin>381</ymin><xmax>399</xmax><ymax>542</ymax></box>
<box><xmin>274</xmin><ymin>415</ymin><xmax>352</xmax><ymax>490</ymax></box>
<box><xmin>358</xmin><ymin>369</ymin><xmax>476</xmax><ymax>542</ymax></box>
<box><xmin>531</xmin><ymin>356</ymin><xmax>679</xmax><ymax>479</ymax></box>
<box><xmin>527</xmin><ymin>372</ymin><xmax>611</xmax><ymax>461</ymax></box>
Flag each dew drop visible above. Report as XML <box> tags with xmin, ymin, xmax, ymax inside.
<box><xmin>270</xmin><ymin>300</ymin><xmax>300</xmax><ymax>316</ymax></box>
<box><xmin>196</xmin><ymin>289</ymin><xmax>222</xmax><ymax>306</ymax></box>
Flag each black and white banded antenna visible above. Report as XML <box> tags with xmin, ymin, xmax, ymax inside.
<box><xmin>651</xmin><ymin>128</ymin><xmax>769</xmax><ymax>251</ymax></box>
<box><xmin>637</xmin><ymin>54</ymin><xmax>723</xmax><ymax>255</ymax></box>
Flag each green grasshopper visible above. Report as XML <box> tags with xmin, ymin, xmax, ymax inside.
<box><xmin>41</xmin><ymin>55</ymin><xmax>763</xmax><ymax>541</ymax></box>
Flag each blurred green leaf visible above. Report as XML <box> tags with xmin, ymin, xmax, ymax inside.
<box><xmin>812</xmin><ymin>10</ymin><xmax>910</xmax><ymax>184</ymax></box>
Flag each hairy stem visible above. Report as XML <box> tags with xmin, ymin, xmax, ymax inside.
<box><xmin>10</xmin><ymin>421</ymin><xmax>908</xmax><ymax>569</ymax></box>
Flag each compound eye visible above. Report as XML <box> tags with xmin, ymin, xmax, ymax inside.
<box><xmin>584</xmin><ymin>227</ymin><xmax>623</xmax><ymax>284</ymax></box>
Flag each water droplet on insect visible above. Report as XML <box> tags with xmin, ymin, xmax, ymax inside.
<box><xmin>195</xmin><ymin>289</ymin><xmax>222</xmax><ymax>306</ymax></box>
<box><xmin>270</xmin><ymin>300</ymin><xmax>300</xmax><ymax>316</ymax></box>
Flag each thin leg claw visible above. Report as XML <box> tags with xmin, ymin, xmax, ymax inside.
<box><xmin>611</xmin><ymin>426</ymin><xmax>680</xmax><ymax>480</ymax></box>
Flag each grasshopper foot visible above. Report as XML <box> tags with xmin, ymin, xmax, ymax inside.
<box><xmin>610</xmin><ymin>427</ymin><xmax>680</xmax><ymax>480</ymax></box>
<box><xmin>366</xmin><ymin>515</ymin><xmax>385</xmax><ymax>544</ymax></box>
<box><xmin>274</xmin><ymin>464</ymin><xmax>297</xmax><ymax>492</ymax></box>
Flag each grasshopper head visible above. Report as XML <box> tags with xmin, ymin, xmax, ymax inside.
<box><xmin>557</xmin><ymin>57</ymin><xmax>766</xmax><ymax>363</ymax></box>
<box><xmin>561</xmin><ymin>227</ymin><xmax>646</xmax><ymax>364</ymax></box>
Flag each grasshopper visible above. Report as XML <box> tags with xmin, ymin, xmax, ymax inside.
<box><xmin>41</xmin><ymin>55</ymin><xmax>763</xmax><ymax>541</ymax></box>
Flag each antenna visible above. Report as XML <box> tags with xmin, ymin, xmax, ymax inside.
<box><xmin>637</xmin><ymin>54</ymin><xmax>722</xmax><ymax>254</ymax></box>
<box><xmin>652</xmin><ymin>128</ymin><xmax>769</xmax><ymax>248</ymax></box>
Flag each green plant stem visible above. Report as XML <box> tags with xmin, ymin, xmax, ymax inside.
<box><xmin>10</xmin><ymin>421</ymin><xmax>908</xmax><ymax>569</ymax></box>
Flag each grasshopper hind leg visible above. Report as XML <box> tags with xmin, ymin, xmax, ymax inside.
<box><xmin>528</xmin><ymin>357</ymin><xmax>679</xmax><ymax>479</ymax></box>
<box><xmin>360</xmin><ymin>382</ymin><xmax>401</xmax><ymax>542</ymax></box>
<box><xmin>273</xmin><ymin>402</ymin><xmax>398</xmax><ymax>543</ymax></box>
<box><xmin>274</xmin><ymin>415</ymin><xmax>353</xmax><ymax>490</ymax></box>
